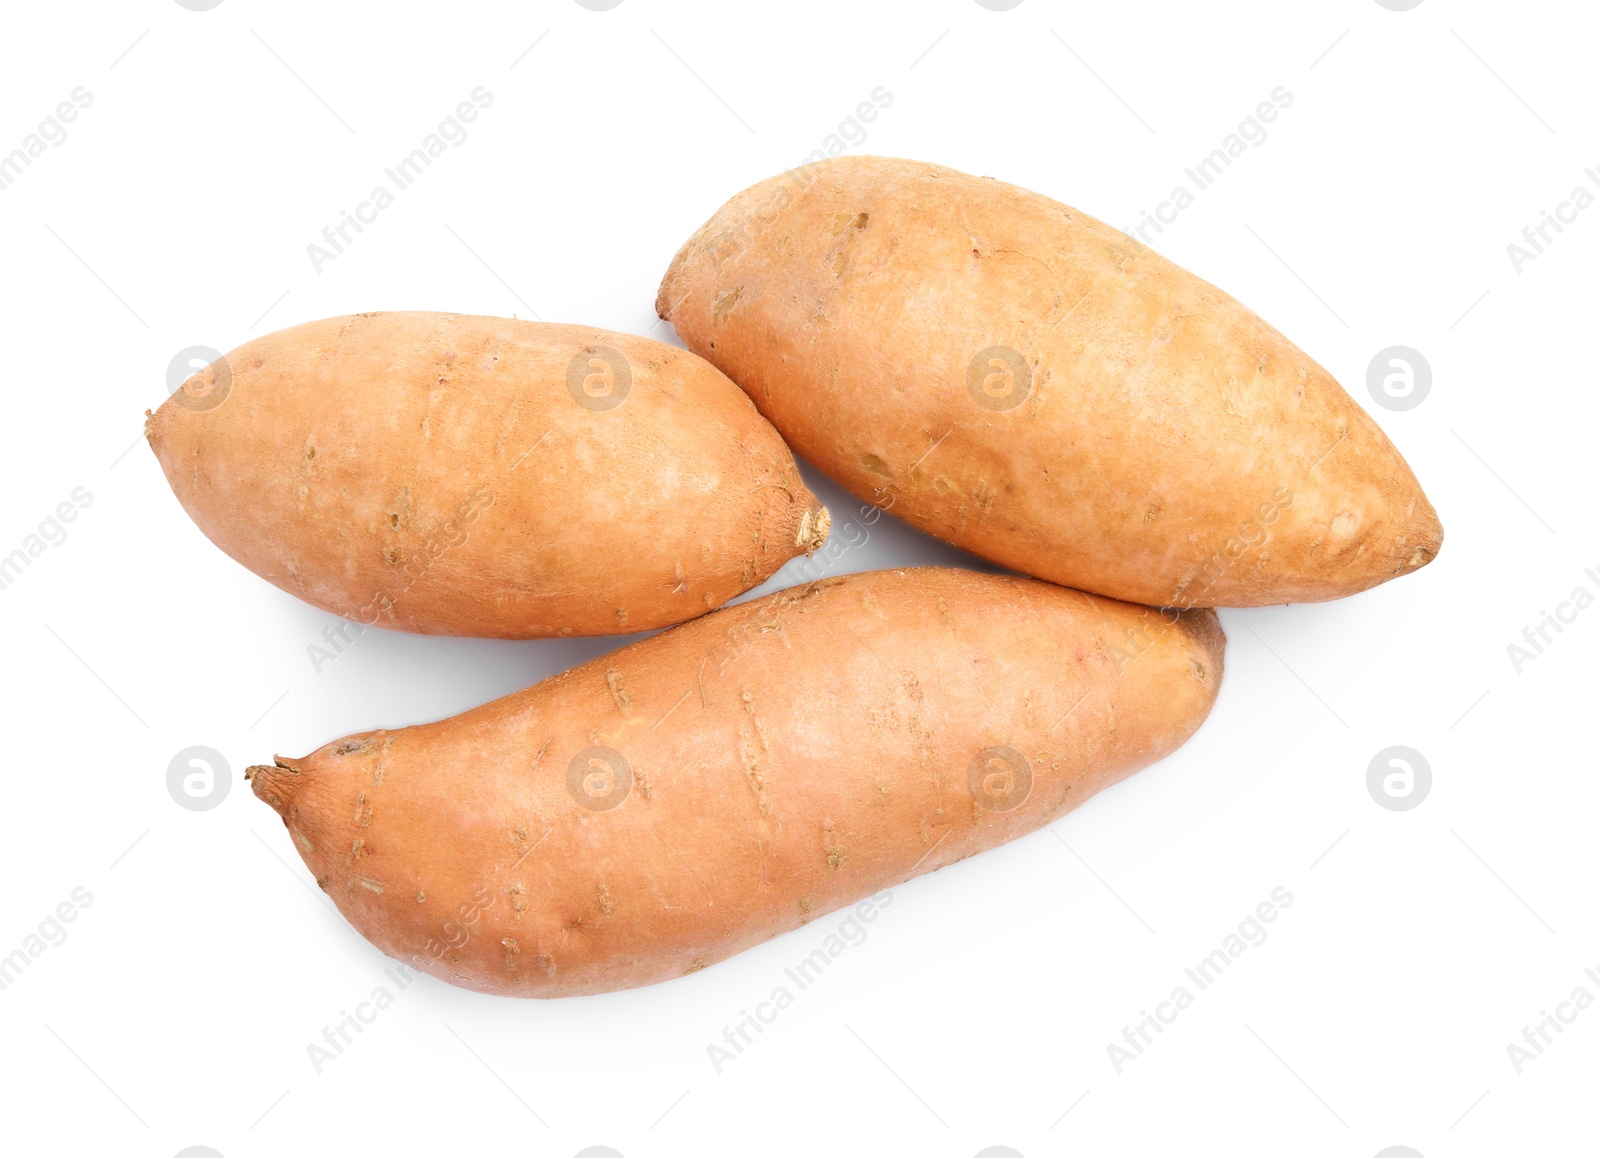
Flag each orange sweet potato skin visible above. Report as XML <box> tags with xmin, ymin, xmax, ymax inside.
<box><xmin>249</xmin><ymin>567</ymin><xmax>1223</xmax><ymax>998</ymax></box>
<box><xmin>657</xmin><ymin>156</ymin><xmax>1442</xmax><ymax>608</ymax></box>
<box><xmin>146</xmin><ymin>313</ymin><xmax>827</xmax><ymax>638</ymax></box>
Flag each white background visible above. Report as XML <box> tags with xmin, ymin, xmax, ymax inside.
<box><xmin>0</xmin><ymin>1</ymin><xmax>1593</xmax><ymax>1155</ymax></box>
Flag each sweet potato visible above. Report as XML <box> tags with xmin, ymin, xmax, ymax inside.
<box><xmin>656</xmin><ymin>155</ymin><xmax>1443</xmax><ymax>607</ymax></box>
<box><xmin>146</xmin><ymin>312</ymin><xmax>828</xmax><ymax>638</ymax></box>
<box><xmin>248</xmin><ymin>566</ymin><xmax>1223</xmax><ymax>998</ymax></box>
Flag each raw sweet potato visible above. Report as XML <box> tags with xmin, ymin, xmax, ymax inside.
<box><xmin>248</xmin><ymin>566</ymin><xmax>1223</xmax><ymax>998</ymax></box>
<box><xmin>657</xmin><ymin>155</ymin><xmax>1442</xmax><ymax>607</ymax></box>
<box><xmin>147</xmin><ymin>312</ymin><xmax>828</xmax><ymax>638</ymax></box>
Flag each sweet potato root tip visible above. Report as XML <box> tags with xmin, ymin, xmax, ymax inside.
<box><xmin>247</xmin><ymin>758</ymin><xmax>301</xmax><ymax>817</ymax></box>
<box><xmin>798</xmin><ymin>505</ymin><xmax>831</xmax><ymax>552</ymax></box>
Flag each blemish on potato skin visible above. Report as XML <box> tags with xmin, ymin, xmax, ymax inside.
<box><xmin>822</xmin><ymin>820</ymin><xmax>847</xmax><ymax>870</ymax></box>
<box><xmin>859</xmin><ymin>453</ymin><xmax>892</xmax><ymax>477</ymax></box>
<box><xmin>605</xmin><ymin>668</ymin><xmax>632</xmax><ymax>711</ymax></box>
<box><xmin>740</xmin><ymin>691</ymin><xmax>769</xmax><ymax>754</ymax></box>
<box><xmin>739</xmin><ymin>729</ymin><xmax>772</xmax><ymax>815</ymax></box>
<box><xmin>712</xmin><ymin>285</ymin><xmax>743</xmax><ymax>324</ymax></box>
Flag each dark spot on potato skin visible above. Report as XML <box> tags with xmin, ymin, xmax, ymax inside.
<box><xmin>859</xmin><ymin>453</ymin><xmax>892</xmax><ymax>477</ymax></box>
